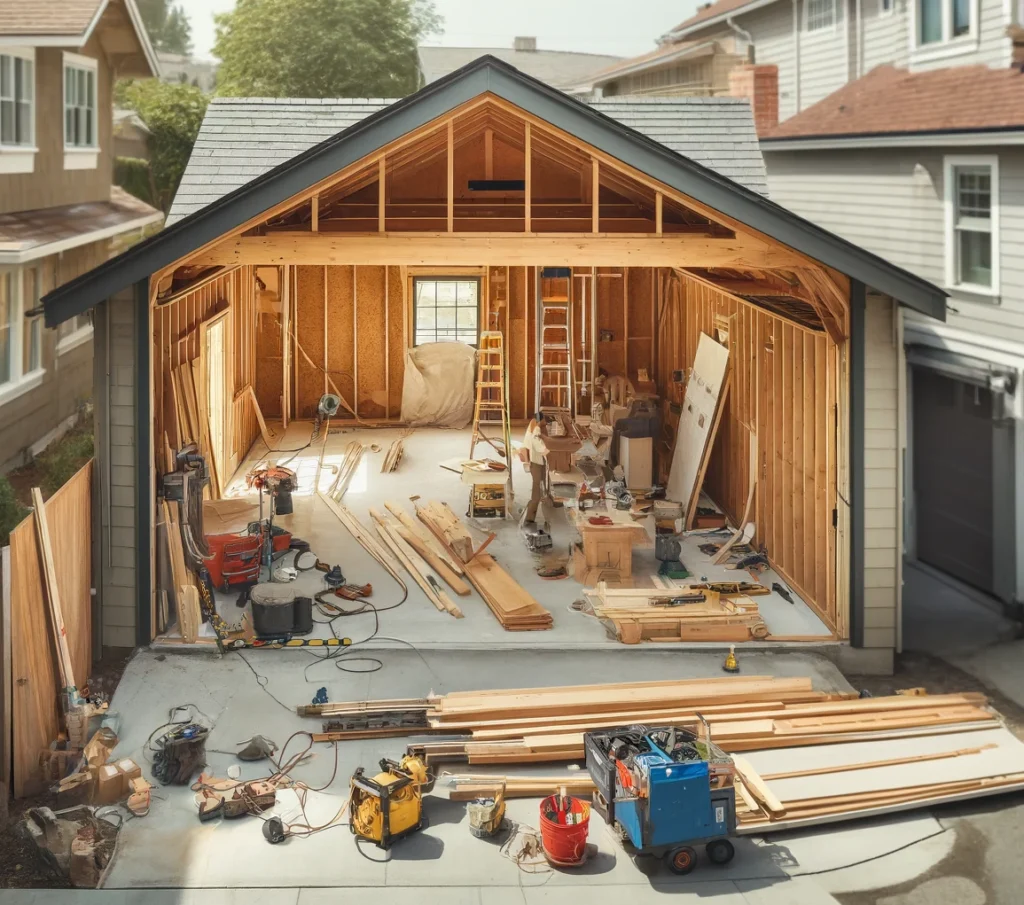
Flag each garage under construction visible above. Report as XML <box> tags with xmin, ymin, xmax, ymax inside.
<box><xmin>42</xmin><ymin>56</ymin><xmax>947</xmax><ymax>665</ymax></box>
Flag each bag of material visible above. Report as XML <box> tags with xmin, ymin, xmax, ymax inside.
<box><xmin>400</xmin><ymin>342</ymin><xmax>476</xmax><ymax>428</ymax></box>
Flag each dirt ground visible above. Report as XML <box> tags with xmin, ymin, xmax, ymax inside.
<box><xmin>0</xmin><ymin>647</ymin><xmax>134</xmax><ymax>889</ymax></box>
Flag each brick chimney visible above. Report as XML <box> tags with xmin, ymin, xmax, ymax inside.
<box><xmin>1008</xmin><ymin>25</ymin><xmax>1024</xmax><ymax>69</ymax></box>
<box><xmin>729</xmin><ymin>63</ymin><xmax>779</xmax><ymax>136</ymax></box>
<box><xmin>514</xmin><ymin>36</ymin><xmax>537</xmax><ymax>52</ymax></box>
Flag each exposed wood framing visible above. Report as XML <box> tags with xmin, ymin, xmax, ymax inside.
<box><xmin>447</xmin><ymin>121</ymin><xmax>454</xmax><ymax>233</ymax></box>
<box><xmin>655</xmin><ymin>192</ymin><xmax>663</xmax><ymax>236</ymax></box>
<box><xmin>353</xmin><ymin>265</ymin><xmax>359</xmax><ymax>417</ymax></box>
<box><xmin>311</xmin><ymin>194</ymin><xmax>319</xmax><ymax>232</ymax></box>
<box><xmin>379</xmin><ymin>157</ymin><xmax>386</xmax><ymax>233</ymax></box>
<box><xmin>524</xmin><ymin>123</ymin><xmax>532</xmax><ymax>231</ymax></box>
<box><xmin>484</xmin><ymin>128</ymin><xmax>493</xmax><ymax>179</ymax></box>
<box><xmin>592</xmin><ymin>158</ymin><xmax>599</xmax><ymax>234</ymax></box>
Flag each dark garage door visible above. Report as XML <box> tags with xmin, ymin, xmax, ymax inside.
<box><xmin>912</xmin><ymin>367</ymin><xmax>995</xmax><ymax>594</ymax></box>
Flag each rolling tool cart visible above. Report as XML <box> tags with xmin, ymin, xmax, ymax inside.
<box><xmin>584</xmin><ymin>719</ymin><xmax>738</xmax><ymax>874</ymax></box>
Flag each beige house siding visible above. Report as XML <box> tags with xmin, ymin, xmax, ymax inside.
<box><xmin>862</xmin><ymin>290</ymin><xmax>901</xmax><ymax>653</ymax></box>
<box><xmin>0</xmin><ymin>33</ymin><xmax>114</xmax><ymax>216</ymax></box>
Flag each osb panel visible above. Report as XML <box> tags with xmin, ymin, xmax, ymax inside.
<box><xmin>672</xmin><ymin>277</ymin><xmax>839</xmax><ymax>630</ymax></box>
<box><xmin>596</xmin><ymin>268</ymin><xmax>625</xmax><ymax>379</ymax></box>
<box><xmin>356</xmin><ymin>265</ymin><xmax>388</xmax><ymax>417</ymax></box>
<box><xmin>255</xmin><ymin>309</ymin><xmax>284</xmax><ymax>418</ymax></box>
<box><xmin>296</xmin><ymin>266</ymin><xmax>325</xmax><ymax>420</ymax></box>
<box><xmin>326</xmin><ymin>265</ymin><xmax>356</xmax><ymax>415</ymax></box>
<box><xmin>507</xmin><ymin>267</ymin><xmax>528</xmax><ymax>420</ymax></box>
<box><xmin>11</xmin><ymin>461</ymin><xmax>92</xmax><ymax>798</ymax></box>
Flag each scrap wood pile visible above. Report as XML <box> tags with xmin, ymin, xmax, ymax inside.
<box><xmin>167</xmin><ymin>363</ymin><xmax>222</xmax><ymax>498</ymax></box>
<box><xmin>416</xmin><ymin>500</ymin><xmax>553</xmax><ymax>630</ymax></box>
<box><xmin>584</xmin><ymin>583</ymin><xmax>769</xmax><ymax>643</ymax></box>
<box><xmin>381</xmin><ymin>439</ymin><xmax>404</xmax><ymax>473</ymax></box>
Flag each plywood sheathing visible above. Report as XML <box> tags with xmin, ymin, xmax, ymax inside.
<box><xmin>356</xmin><ymin>265</ymin><xmax>388</xmax><ymax>417</ymax></box>
<box><xmin>325</xmin><ymin>264</ymin><xmax>356</xmax><ymax>416</ymax></box>
<box><xmin>255</xmin><ymin>268</ymin><xmax>284</xmax><ymax>419</ymax></box>
<box><xmin>387</xmin><ymin>265</ymin><xmax>405</xmax><ymax>416</ymax></box>
<box><xmin>296</xmin><ymin>266</ymin><xmax>325</xmax><ymax>420</ymax></box>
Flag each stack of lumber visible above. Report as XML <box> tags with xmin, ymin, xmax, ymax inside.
<box><xmin>381</xmin><ymin>439</ymin><xmax>404</xmax><ymax>473</ymax></box>
<box><xmin>445</xmin><ymin>773</ymin><xmax>598</xmax><ymax>801</ymax></box>
<box><xmin>169</xmin><ymin>363</ymin><xmax>222</xmax><ymax>498</ymax></box>
<box><xmin>160</xmin><ymin>499</ymin><xmax>201</xmax><ymax>643</ymax></box>
<box><xmin>585</xmin><ymin>583</ymin><xmax>769</xmax><ymax>643</ymax></box>
<box><xmin>329</xmin><ymin>442</ymin><xmax>364</xmax><ymax>499</ymax></box>
<box><xmin>731</xmin><ymin>725</ymin><xmax>1024</xmax><ymax>832</ymax></box>
<box><xmin>415</xmin><ymin>500</ymin><xmax>552</xmax><ymax>630</ymax></box>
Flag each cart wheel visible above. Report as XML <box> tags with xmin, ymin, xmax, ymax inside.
<box><xmin>706</xmin><ymin>839</ymin><xmax>735</xmax><ymax>865</ymax></box>
<box><xmin>666</xmin><ymin>845</ymin><xmax>697</xmax><ymax>875</ymax></box>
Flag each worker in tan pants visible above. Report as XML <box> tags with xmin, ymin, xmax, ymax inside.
<box><xmin>522</xmin><ymin>412</ymin><xmax>555</xmax><ymax>525</ymax></box>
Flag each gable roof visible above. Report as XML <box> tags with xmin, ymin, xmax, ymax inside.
<box><xmin>664</xmin><ymin>0</ymin><xmax>774</xmax><ymax>39</ymax></box>
<box><xmin>588</xmin><ymin>38</ymin><xmax>720</xmax><ymax>87</ymax></box>
<box><xmin>41</xmin><ymin>55</ymin><xmax>945</xmax><ymax>326</ymax></box>
<box><xmin>762</xmin><ymin>64</ymin><xmax>1024</xmax><ymax>143</ymax></box>
<box><xmin>417</xmin><ymin>45</ymin><xmax>620</xmax><ymax>90</ymax></box>
<box><xmin>169</xmin><ymin>94</ymin><xmax>769</xmax><ymax>224</ymax></box>
<box><xmin>0</xmin><ymin>0</ymin><xmax>159</xmax><ymax>77</ymax></box>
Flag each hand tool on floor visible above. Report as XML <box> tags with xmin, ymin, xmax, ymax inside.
<box><xmin>771</xmin><ymin>582</ymin><xmax>794</xmax><ymax>604</ymax></box>
<box><xmin>350</xmin><ymin>755</ymin><xmax>434</xmax><ymax>849</ymax></box>
<box><xmin>467</xmin><ymin>785</ymin><xmax>506</xmax><ymax>838</ymax></box>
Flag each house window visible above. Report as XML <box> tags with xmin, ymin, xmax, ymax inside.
<box><xmin>881</xmin><ymin>0</ymin><xmax>894</xmax><ymax>14</ymax></box>
<box><xmin>945</xmin><ymin>156</ymin><xmax>998</xmax><ymax>295</ymax></box>
<box><xmin>0</xmin><ymin>50</ymin><xmax>34</xmax><ymax>147</ymax></box>
<box><xmin>413</xmin><ymin>278</ymin><xmax>479</xmax><ymax>346</ymax></box>
<box><xmin>0</xmin><ymin>272</ymin><xmax>12</xmax><ymax>384</ymax></box>
<box><xmin>23</xmin><ymin>267</ymin><xmax>41</xmax><ymax>373</ymax></box>
<box><xmin>918</xmin><ymin>0</ymin><xmax>972</xmax><ymax>45</ymax></box>
<box><xmin>806</xmin><ymin>0</ymin><xmax>837</xmax><ymax>31</ymax></box>
<box><xmin>0</xmin><ymin>266</ymin><xmax>49</xmax><ymax>400</ymax></box>
<box><xmin>64</xmin><ymin>56</ymin><xmax>97</xmax><ymax>148</ymax></box>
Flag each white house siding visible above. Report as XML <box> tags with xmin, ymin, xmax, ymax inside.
<box><xmin>797</xmin><ymin>0</ymin><xmax>853</xmax><ymax>107</ymax></box>
<box><xmin>765</xmin><ymin>146</ymin><xmax>1024</xmax><ymax>347</ymax></box>
<box><xmin>863</xmin><ymin>291</ymin><xmax>901</xmax><ymax>652</ymax></box>
<box><xmin>861</xmin><ymin>0</ymin><xmax>910</xmax><ymax>72</ymax></box>
<box><xmin>743</xmin><ymin>5</ymin><xmax>800</xmax><ymax>121</ymax></box>
<box><xmin>908</xmin><ymin>0</ymin><xmax>1009</xmax><ymax>72</ymax></box>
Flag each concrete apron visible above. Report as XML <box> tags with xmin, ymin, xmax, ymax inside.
<box><xmin>96</xmin><ymin>647</ymin><xmax>948</xmax><ymax>896</ymax></box>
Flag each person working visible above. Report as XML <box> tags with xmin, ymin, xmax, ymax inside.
<box><xmin>522</xmin><ymin>412</ymin><xmax>556</xmax><ymax>525</ymax></box>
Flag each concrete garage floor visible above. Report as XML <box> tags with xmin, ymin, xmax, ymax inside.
<box><xmin>170</xmin><ymin>423</ymin><xmax>831</xmax><ymax>650</ymax></box>
<box><xmin>95</xmin><ymin>646</ymin><xmax>954</xmax><ymax>902</ymax></box>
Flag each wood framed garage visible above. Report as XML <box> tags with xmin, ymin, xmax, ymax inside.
<box><xmin>41</xmin><ymin>57</ymin><xmax>945</xmax><ymax>671</ymax></box>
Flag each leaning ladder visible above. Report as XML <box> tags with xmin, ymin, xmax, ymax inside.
<box><xmin>468</xmin><ymin>331</ymin><xmax>514</xmax><ymax>513</ymax></box>
<box><xmin>535</xmin><ymin>267</ymin><xmax>575</xmax><ymax>419</ymax></box>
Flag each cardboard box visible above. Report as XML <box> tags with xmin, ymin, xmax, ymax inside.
<box><xmin>116</xmin><ymin>758</ymin><xmax>142</xmax><ymax>795</ymax></box>
<box><xmin>95</xmin><ymin>764</ymin><xmax>124</xmax><ymax>804</ymax></box>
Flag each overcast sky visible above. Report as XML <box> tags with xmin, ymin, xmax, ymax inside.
<box><xmin>177</xmin><ymin>0</ymin><xmax>699</xmax><ymax>60</ymax></box>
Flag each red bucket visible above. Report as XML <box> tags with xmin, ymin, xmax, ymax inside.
<box><xmin>539</xmin><ymin>794</ymin><xmax>591</xmax><ymax>866</ymax></box>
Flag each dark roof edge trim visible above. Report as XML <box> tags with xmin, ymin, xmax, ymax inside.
<box><xmin>42</xmin><ymin>55</ymin><xmax>946</xmax><ymax>327</ymax></box>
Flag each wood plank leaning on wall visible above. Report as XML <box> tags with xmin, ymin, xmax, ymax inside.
<box><xmin>661</xmin><ymin>273</ymin><xmax>841</xmax><ymax>632</ymax></box>
<box><xmin>7</xmin><ymin>461</ymin><xmax>93</xmax><ymax>798</ymax></box>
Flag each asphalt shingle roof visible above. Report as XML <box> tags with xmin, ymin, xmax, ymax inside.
<box><xmin>0</xmin><ymin>0</ymin><xmax>102</xmax><ymax>36</ymax></box>
<box><xmin>169</xmin><ymin>94</ymin><xmax>768</xmax><ymax>224</ymax></box>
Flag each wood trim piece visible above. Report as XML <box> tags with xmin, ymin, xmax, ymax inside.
<box><xmin>525</xmin><ymin>123</ymin><xmax>532</xmax><ymax>232</ymax></box>
<box><xmin>592</xmin><ymin>159</ymin><xmax>600</xmax><ymax>234</ymax></box>
<box><xmin>312</xmin><ymin>194</ymin><xmax>319</xmax><ymax>232</ymax></box>
<box><xmin>655</xmin><ymin>192</ymin><xmax>663</xmax><ymax>236</ymax></box>
<box><xmin>447</xmin><ymin>121</ymin><xmax>454</xmax><ymax>233</ymax></box>
<box><xmin>379</xmin><ymin>157</ymin><xmax>386</xmax><ymax>233</ymax></box>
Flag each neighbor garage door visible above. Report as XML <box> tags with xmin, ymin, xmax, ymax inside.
<box><xmin>912</xmin><ymin>367</ymin><xmax>995</xmax><ymax>594</ymax></box>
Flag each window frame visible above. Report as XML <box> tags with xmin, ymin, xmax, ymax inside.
<box><xmin>804</xmin><ymin>0</ymin><xmax>838</xmax><ymax>32</ymax></box>
<box><xmin>944</xmin><ymin>154</ymin><xmax>999</xmax><ymax>298</ymax></box>
<box><xmin>910</xmin><ymin>0</ymin><xmax>979</xmax><ymax>62</ymax></box>
<box><xmin>0</xmin><ymin>46</ymin><xmax>36</xmax><ymax>174</ymax></box>
<box><xmin>62</xmin><ymin>52</ymin><xmax>99</xmax><ymax>169</ymax></box>
<box><xmin>411</xmin><ymin>276</ymin><xmax>481</xmax><ymax>347</ymax></box>
<box><xmin>0</xmin><ymin>265</ymin><xmax>47</xmax><ymax>406</ymax></box>
<box><xmin>880</xmin><ymin>0</ymin><xmax>895</xmax><ymax>17</ymax></box>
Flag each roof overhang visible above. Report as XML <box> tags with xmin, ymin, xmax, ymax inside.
<box><xmin>761</xmin><ymin>128</ymin><xmax>1024</xmax><ymax>150</ymax></box>
<box><xmin>662</xmin><ymin>0</ymin><xmax>782</xmax><ymax>42</ymax></box>
<box><xmin>40</xmin><ymin>56</ymin><xmax>946</xmax><ymax>327</ymax></box>
<box><xmin>0</xmin><ymin>1</ymin><xmax>160</xmax><ymax>78</ymax></box>
<box><xmin>592</xmin><ymin>41</ymin><xmax>718</xmax><ymax>86</ymax></box>
<box><xmin>0</xmin><ymin>211</ymin><xmax>163</xmax><ymax>266</ymax></box>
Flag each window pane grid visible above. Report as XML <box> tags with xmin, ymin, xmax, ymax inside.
<box><xmin>1</xmin><ymin>54</ymin><xmax>33</xmax><ymax>145</ymax></box>
<box><xmin>0</xmin><ymin>273</ymin><xmax>12</xmax><ymax>385</ymax></box>
<box><xmin>64</xmin><ymin>63</ymin><xmax>96</xmax><ymax>148</ymax></box>
<box><xmin>952</xmin><ymin>165</ymin><xmax>993</xmax><ymax>289</ymax></box>
<box><xmin>806</xmin><ymin>0</ymin><xmax>835</xmax><ymax>31</ymax></box>
<box><xmin>413</xmin><ymin>279</ymin><xmax>479</xmax><ymax>346</ymax></box>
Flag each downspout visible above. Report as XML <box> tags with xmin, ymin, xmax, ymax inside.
<box><xmin>726</xmin><ymin>16</ymin><xmax>755</xmax><ymax>60</ymax></box>
<box><xmin>855</xmin><ymin>0</ymin><xmax>863</xmax><ymax>79</ymax></box>
<box><xmin>849</xmin><ymin>281</ymin><xmax>866</xmax><ymax>649</ymax></box>
<box><xmin>792</xmin><ymin>0</ymin><xmax>802</xmax><ymax>111</ymax></box>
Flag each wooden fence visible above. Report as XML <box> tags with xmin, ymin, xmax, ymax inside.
<box><xmin>2</xmin><ymin>461</ymin><xmax>94</xmax><ymax>798</ymax></box>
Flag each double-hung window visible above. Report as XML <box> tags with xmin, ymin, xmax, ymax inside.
<box><xmin>805</xmin><ymin>0</ymin><xmax>837</xmax><ymax>31</ymax></box>
<box><xmin>0</xmin><ymin>48</ymin><xmax>35</xmax><ymax>173</ymax></box>
<box><xmin>945</xmin><ymin>156</ymin><xmax>999</xmax><ymax>296</ymax></box>
<box><xmin>63</xmin><ymin>53</ymin><xmax>98</xmax><ymax>168</ymax></box>
<box><xmin>413</xmin><ymin>278</ymin><xmax>480</xmax><ymax>346</ymax></box>
<box><xmin>23</xmin><ymin>267</ymin><xmax>41</xmax><ymax>373</ymax></box>
<box><xmin>0</xmin><ymin>267</ymin><xmax>47</xmax><ymax>403</ymax></box>
<box><xmin>916</xmin><ymin>0</ymin><xmax>974</xmax><ymax>51</ymax></box>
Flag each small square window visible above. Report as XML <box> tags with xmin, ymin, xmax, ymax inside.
<box><xmin>413</xmin><ymin>278</ymin><xmax>479</xmax><ymax>346</ymax></box>
<box><xmin>806</xmin><ymin>0</ymin><xmax>836</xmax><ymax>31</ymax></box>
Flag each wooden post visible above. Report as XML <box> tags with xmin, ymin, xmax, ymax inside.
<box><xmin>655</xmin><ymin>192</ymin><xmax>663</xmax><ymax>236</ymax></box>
<box><xmin>447</xmin><ymin>121</ymin><xmax>454</xmax><ymax>233</ymax></box>
<box><xmin>384</xmin><ymin>266</ymin><xmax>390</xmax><ymax>419</ymax></box>
<box><xmin>592</xmin><ymin>159</ymin><xmax>600</xmax><ymax>234</ymax></box>
<box><xmin>379</xmin><ymin>157</ymin><xmax>386</xmax><ymax>233</ymax></box>
<box><xmin>485</xmin><ymin>128</ymin><xmax>494</xmax><ymax>180</ymax></box>
<box><xmin>352</xmin><ymin>266</ymin><xmax>359</xmax><ymax>417</ymax></box>
<box><xmin>323</xmin><ymin>265</ymin><xmax>328</xmax><ymax>397</ymax></box>
<box><xmin>311</xmin><ymin>194</ymin><xmax>319</xmax><ymax>232</ymax></box>
<box><xmin>525</xmin><ymin>124</ymin><xmax>532</xmax><ymax>232</ymax></box>
<box><xmin>292</xmin><ymin>268</ymin><xmax>299</xmax><ymax>419</ymax></box>
<box><xmin>623</xmin><ymin>268</ymin><xmax>630</xmax><ymax>376</ymax></box>
<box><xmin>281</xmin><ymin>264</ymin><xmax>290</xmax><ymax>428</ymax></box>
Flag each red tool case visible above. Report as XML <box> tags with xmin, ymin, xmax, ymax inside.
<box><xmin>204</xmin><ymin>527</ymin><xmax>291</xmax><ymax>592</ymax></box>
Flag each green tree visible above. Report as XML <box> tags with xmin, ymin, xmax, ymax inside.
<box><xmin>138</xmin><ymin>0</ymin><xmax>193</xmax><ymax>55</ymax></box>
<box><xmin>213</xmin><ymin>0</ymin><xmax>441</xmax><ymax>98</ymax></box>
<box><xmin>115</xmin><ymin>80</ymin><xmax>209</xmax><ymax>213</ymax></box>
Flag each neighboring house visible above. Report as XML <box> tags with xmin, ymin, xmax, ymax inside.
<box><xmin>418</xmin><ymin>37</ymin><xmax>620</xmax><ymax>93</ymax></box>
<box><xmin>0</xmin><ymin>0</ymin><xmax>163</xmax><ymax>471</ymax></box>
<box><xmin>113</xmin><ymin>107</ymin><xmax>149</xmax><ymax>159</ymax></box>
<box><xmin>641</xmin><ymin>0</ymin><xmax>1024</xmax><ymax>631</ymax></box>
<box><xmin>156</xmin><ymin>50</ymin><xmax>217</xmax><ymax>92</ymax></box>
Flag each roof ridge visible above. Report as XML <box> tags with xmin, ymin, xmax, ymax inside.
<box><xmin>417</xmin><ymin>44</ymin><xmax>622</xmax><ymax>60</ymax></box>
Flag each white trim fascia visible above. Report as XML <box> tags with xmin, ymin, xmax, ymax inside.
<box><xmin>0</xmin><ymin>211</ymin><xmax>163</xmax><ymax>266</ymax></box>
<box><xmin>55</xmin><ymin>324</ymin><xmax>93</xmax><ymax>356</ymax></box>
<box><xmin>79</xmin><ymin>0</ymin><xmax>112</xmax><ymax>47</ymax></box>
<box><xmin>123</xmin><ymin>0</ymin><xmax>162</xmax><ymax>77</ymax></box>
<box><xmin>64</xmin><ymin>149</ymin><xmax>98</xmax><ymax>170</ymax></box>
<box><xmin>761</xmin><ymin>130</ymin><xmax>1024</xmax><ymax>149</ymax></box>
<box><xmin>591</xmin><ymin>41</ymin><xmax>717</xmax><ymax>86</ymax></box>
<box><xmin>0</xmin><ymin>368</ymin><xmax>45</xmax><ymax>408</ymax></box>
<box><xmin>943</xmin><ymin>153</ymin><xmax>999</xmax><ymax>298</ymax></box>
<box><xmin>904</xmin><ymin>317</ymin><xmax>1024</xmax><ymax>369</ymax></box>
<box><xmin>0</xmin><ymin>36</ymin><xmax>86</xmax><ymax>48</ymax></box>
<box><xmin>663</xmin><ymin>0</ymin><xmax>783</xmax><ymax>41</ymax></box>
<box><xmin>63</xmin><ymin>50</ymin><xmax>99</xmax><ymax>71</ymax></box>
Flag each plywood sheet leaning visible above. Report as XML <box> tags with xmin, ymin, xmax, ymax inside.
<box><xmin>666</xmin><ymin>332</ymin><xmax>730</xmax><ymax>526</ymax></box>
<box><xmin>416</xmin><ymin>500</ymin><xmax>552</xmax><ymax>631</ymax></box>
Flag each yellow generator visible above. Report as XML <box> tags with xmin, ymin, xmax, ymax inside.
<box><xmin>350</xmin><ymin>755</ymin><xmax>432</xmax><ymax>849</ymax></box>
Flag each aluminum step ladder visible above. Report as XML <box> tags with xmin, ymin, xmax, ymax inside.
<box><xmin>535</xmin><ymin>267</ymin><xmax>575</xmax><ymax>419</ymax></box>
<box><xmin>468</xmin><ymin>331</ymin><xmax>513</xmax><ymax>516</ymax></box>
<box><xmin>575</xmin><ymin>267</ymin><xmax>597</xmax><ymax>413</ymax></box>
